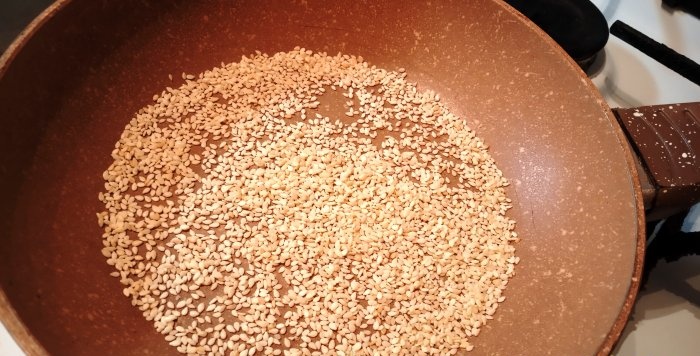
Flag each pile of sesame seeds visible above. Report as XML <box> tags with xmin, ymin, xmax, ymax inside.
<box><xmin>98</xmin><ymin>48</ymin><xmax>518</xmax><ymax>356</ymax></box>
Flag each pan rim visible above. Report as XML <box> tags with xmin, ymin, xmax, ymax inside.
<box><xmin>499</xmin><ymin>1</ymin><xmax>645</xmax><ymax>355</ymax></box>
<box><xmin>0</xmin><ymin>0</ymin><xmax>71</xmax><ymax>354</ymax></box>
<box><xmin>0</xmin><ymin>0</ymin><xmax>645</xmax><ymax>355</ymax></box>
<box><xmin>0</xmin><ymin>0</ymin><xmax>69</xmax><ymax>79</ymax></box>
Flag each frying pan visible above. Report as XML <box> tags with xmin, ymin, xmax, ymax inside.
<box><xmin>0</xmin><ymin>0</ymin><xmax>647</xmax><ymax>355</ymax></box>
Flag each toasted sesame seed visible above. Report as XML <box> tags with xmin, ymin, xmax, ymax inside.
<box><xmin>99</xmin><ymin>49</ymin><xmax>517</xmax><ymax>356</ymax></box>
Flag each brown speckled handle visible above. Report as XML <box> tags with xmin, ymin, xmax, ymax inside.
<box><xmin>613</xmin><ymin>102</ymin><xmax>700</xmax><ymax>220</ymax></box>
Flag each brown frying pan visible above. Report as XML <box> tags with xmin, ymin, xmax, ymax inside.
<box><xmin>0</xmin><ymin>0</ymin><xmax>647</xmax><ymax>355</ymax></box>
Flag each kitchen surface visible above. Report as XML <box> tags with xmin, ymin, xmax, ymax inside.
<box><xmin>1</xmin><ymin>0</ymin><xmax>699</xmax><ymax>355</ymax></box>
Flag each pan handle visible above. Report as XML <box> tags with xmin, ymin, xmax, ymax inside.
<box><xmin>613</xmin><ymin>103</ymin><xmax>700</xmax><ymax>221</ymax></box>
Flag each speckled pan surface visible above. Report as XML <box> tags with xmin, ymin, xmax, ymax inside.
<box><xmin>0</xmin><ymin>0</ymin><xmax>642</xmax><ymax>355</ymax></box>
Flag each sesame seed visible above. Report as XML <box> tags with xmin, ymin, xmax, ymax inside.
<box><xmin>99</xmin><ymin>49</ymin><xmax>518</xmax><ymax>355</ymax></box>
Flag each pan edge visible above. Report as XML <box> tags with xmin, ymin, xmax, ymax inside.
<box><xmin>496</xmin><ymin>1</ymin><xmax>645</xmax><ymax>354</ymax></box>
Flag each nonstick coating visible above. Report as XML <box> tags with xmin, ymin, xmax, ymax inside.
<box><xmin>0</xmin><ymin>1</ymin><xmax>643</xmax><ymax>355</ymax></box>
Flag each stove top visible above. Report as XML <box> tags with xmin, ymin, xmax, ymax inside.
<box><xmin>590</xmin><ymin>0</ymin><xmax>700</xmax><ymax>107</ymax></box>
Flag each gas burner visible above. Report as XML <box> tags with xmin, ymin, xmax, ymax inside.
<box><xmin>644</xmin><ymin>212</ymin><xmax>700</xmax><ymax>287</ymax></box>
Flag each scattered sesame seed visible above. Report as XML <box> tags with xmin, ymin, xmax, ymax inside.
<box><xmin>99</xmin><ymin>49</ymin><xmax>518</xmax><ymax>356</ymax></box>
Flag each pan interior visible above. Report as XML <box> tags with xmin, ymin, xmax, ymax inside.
<box><xmin>0</xmin><ymin>1</ymin><xmax>640</xmax><ymax>355</ymax></box>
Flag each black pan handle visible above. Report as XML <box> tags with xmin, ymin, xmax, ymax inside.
<box><xmin>610</xmin><ymin>20</ymin><xmax>700</xmax><ymax>87</ymax></box>
<box><xmin>663</xmin><ymin>0</ymin><xmax>700</xmax><ymax>19</ymax></box>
